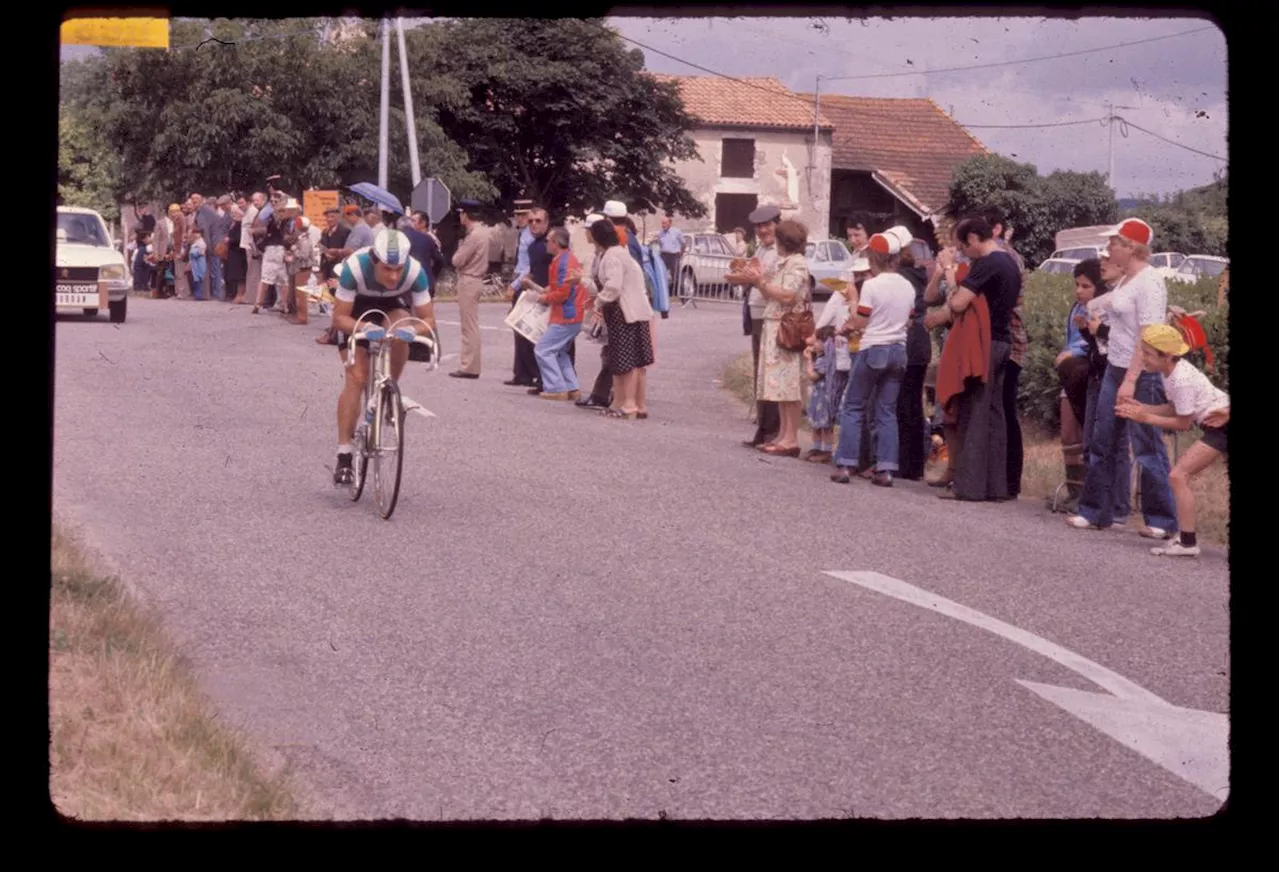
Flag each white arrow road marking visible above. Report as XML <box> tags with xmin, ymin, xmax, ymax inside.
<box><xmin>822</xmin><ymin>571</ymin><xmax>1228</xmax><ymax>803</ymax></box>
<box><xmin>1015</xmin><ymin>681</ymin><xmax>1228</xmax><ymax>802</ymax></box>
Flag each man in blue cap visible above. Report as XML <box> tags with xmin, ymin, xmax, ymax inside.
<box><xmin>743</xmin><ymin>204</ymin><xmax>782</xmax><ymax>447</ymax></box>
<box><xmin>449</xmin><ymin>200</ymin><xmax>490</xmax><ymax>378</ymax></box>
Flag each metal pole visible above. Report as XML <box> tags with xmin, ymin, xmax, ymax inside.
<box><xmin>379</xmin><ymin>18</ymin><xmax>390</xmax><ymax>189</ymax></box>
<box><xmin>395</xmin><ymin>18</ymin><xmax>421</xmax><ymax>187</ymax></box>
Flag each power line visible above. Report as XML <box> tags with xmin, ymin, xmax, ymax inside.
<box><xmin>1114</xmin><ymin>116</ymin><xmax>1227</xmax><ymax>162</ymax></box>
<box><xmin>821</xmin><ymin>25</ymin><xmax>1217</xmax><ymax>81</ymax></box>
<box><xmin>961</xmin><ymin>117</ymin><xmax>1108</xmax><ymax>129</ymax></box>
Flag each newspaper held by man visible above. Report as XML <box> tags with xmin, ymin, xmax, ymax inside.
<box><xmin>504</xmin><ymin>287</ymin><xmax>550</xmax><ymax>344</ymax></box>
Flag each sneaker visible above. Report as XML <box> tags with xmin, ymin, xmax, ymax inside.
<box><xmin>1065</xmin><ymin>515</ymin><xmax>1097</xmax><ymax>529</ymax></box>
<box><xmin>1139</xmin><ymin>526</ymin><xmax>1176</xmax><ymax>540</ymax></box>
<box><xmin>333</xmin><ymin>452</ymin><xmax>354</xmax><ymax>486</ymax></box>
<box><xmin>1151</xmin><ymin>540</ymin><xmax>1200</xmax><ymax>557</ymax></box>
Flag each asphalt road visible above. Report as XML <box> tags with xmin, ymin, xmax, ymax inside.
<box><xmin>52</xmin><ymin>295</ymin><xmax>1230</xmax><ymax>820</ymax></box>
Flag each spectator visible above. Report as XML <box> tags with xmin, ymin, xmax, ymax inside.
<box><xmin>187</xmin><ymin>227</ymin><xmax>208</xmax><ymax>301</ymax></box>
<box><xmin>240</xmin><ymin>192</ymin><xmax>264</xmax><ymax>306</ymax></box>
<box><xmin>507</xmin><ymin>207</ymin><xmax>551</xmax><ymax>390</ymax></box>
<box><xmin>740</xmin><ymin>219</ymin><xmax>811</xmax><ymax>455</ymax></box>
<box><xmin>845</xmin><ymin>213</ymin><xmax>871</xmax><ymax>257</ymax></box>
<box><xmin>340</xmin><ymin>208</ymin><xmax>381</xmax><ymax>259</ymax></box>
<box><xmin>802</xmin><ymin>327</ymin><xmax>844</xmax><ymax>464</ymax></box>
<box><xmin>655</xmin><ymin>215</ymin><xmax>685</xmax><ymax>289</ymax></box>
<box><xmin>936</xmin><ymin>216</ymin><xmax>1021</xmax><ymax>502</ymax></box>
<box><xmin>447</xmin><ymin>200</ymin><xmax>489</xmax><ymax>379</ymax></box>
<box><xmin>580</xmin><ymin>217</ymin><xmax>655</xmax><ymax>419</ymax></box>
<box><xmin>830</xmin><ymin>230</ymin><xmax>915</xmax><ymax>485</ymax></box>
<box><xmin>251</xmin><ymin>197</ymin><xmax>292</xmax><ymax>314</ymax></box>
<box><xmin>741</xmin><ymin>204</ymin><xmax>783</xmax><ymax>448</ymax></box>
<box><xmin>1115</xmin><ymin>324</ymin><xmax>1228</xmax><ymax>558</ymax></box>
<box><xmin>1067</xmin><ymin>218</ymin><xmax>1178</xmax><ymax>539</ymax></box>
<box><xmin>527</xmin><ymin>227</ymin><xmax>588</xmax><ymax>400</ymax></box>
<box><xmin>225</xmin><ymin>205</ymin><xmax>248</xmax><ymax>305</ymax></box>
<box><xmin>408</xmin><ymin>211</ymin><xmax>445</xmax><ymax>285</ymax></box>
<box><xmin>894</xmin><ymin>228</ymin><xmax>933</xmax><ymax>482</ymax></box>
<box><xmin>728</xmin><ymin>226</ymin><xmax>748</xmax><ymax>257</ymax></box>
<box><xmin>573</xmin><ymin>213</ymin><xmax>615</xmax><ymax>411</ymax></box>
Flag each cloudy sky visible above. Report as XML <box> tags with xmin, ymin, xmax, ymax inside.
<box><xmin>60</xmin><ymin>13</ymin><xmax>1226</xmax><ymax>200</ymax></box>
<box><xmin>608</xmin><ymin>13</ymin><xmax>1226</xmax><ymax>200</ymax></box>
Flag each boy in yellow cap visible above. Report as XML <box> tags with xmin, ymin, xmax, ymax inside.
<box><xmin>1114</xmin><ymin>323</ymin><xmax>1228</xmax><ymax>557</ymax></box>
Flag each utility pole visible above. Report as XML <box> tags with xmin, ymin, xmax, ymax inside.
<box><xmin>378</xmin><ymin>18</ymin><xmax>390</xmax><ymax>189</ymax></box>
<box><xmin>395</xmin><ymin>17</ymin><xmax>421</xmax><ymax>187</ymax></box>
<box><xmin>1105</xmin><ymin>102</ymin><xmax>1138</xmax><ymax>193</ymax></box>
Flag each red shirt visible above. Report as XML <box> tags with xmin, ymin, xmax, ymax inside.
<box><xmin>544</xmin><ymin>251</ymin><xmax>588</xmax><ymax>324</ymax></box>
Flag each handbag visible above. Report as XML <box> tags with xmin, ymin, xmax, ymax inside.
<box><xmin>776</xmin><ymin>298</ymin><xmax>814</xmax><ymax>351</ymax></box>
<box><xmin>214</xmin><ymin>239</ymin><xmax>229</xmax><ymax>260</ymax></box>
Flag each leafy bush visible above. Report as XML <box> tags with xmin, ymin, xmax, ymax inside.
<box><xmin>1017</xmin><ymin>271</ymin><xmax>1228</xmax><ymax>433</ymax></box>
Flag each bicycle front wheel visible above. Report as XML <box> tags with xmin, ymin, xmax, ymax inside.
<box><xmin>372</xmin><ymin>380</ymin><xmax>405</xmax><ymax>519</ymax></box>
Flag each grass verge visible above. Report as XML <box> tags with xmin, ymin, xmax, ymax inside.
<box><xmin>50</xmin><ymin>525</ymin><xmax>296</xmax><ymax>821</ymax></box>
<box><xmin>720</xmin><ymin>352</ymin><xmax>1229</xmax><ymax>546</ymax></box>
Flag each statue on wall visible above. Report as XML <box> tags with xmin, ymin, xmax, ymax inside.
<box><xmin>774</xmin><ymin>151</ymin><xmax>800</xmax><ymax>211</ymax></box>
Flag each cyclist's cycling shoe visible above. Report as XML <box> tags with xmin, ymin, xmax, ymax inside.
<box><xmin>334</xmin><ymin>452</ymin><xmax>354</xmax><ymax>485</ymax></box>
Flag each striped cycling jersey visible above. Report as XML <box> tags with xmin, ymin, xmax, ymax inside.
<box><xmin>335</xmin><ymin>248</ymin><xmax>432</xmax><ymax>306</ymax></box>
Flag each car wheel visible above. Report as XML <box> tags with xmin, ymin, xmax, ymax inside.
<box><xmin>82</xmin><ymin>308</ymin><xmax>99</xmax><ymax>317</ymax></box>
<box><xmin>109</xmin><ymin>297</ymin><xmax>127</xmax><ymax>323</ymax></box>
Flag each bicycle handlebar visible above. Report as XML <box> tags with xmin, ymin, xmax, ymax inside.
<box><xmin>344</xmin><ymin>310</ymin><xmax>441</xmax><ymax>370</ymax></box>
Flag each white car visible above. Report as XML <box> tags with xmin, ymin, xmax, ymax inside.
<box><xmin>55</xmin><ymin>206</ymin><xmax>130</xmax><ymax>322</ymax></box>
<box><xmin>1147</xmin><ymin>251</ymin><xmax>1187</xmax><ymax>280</ymax></box>
<box><xmin>1046</xmin><ymin>244</ymin><xmax>1106</xmax><ymax>263</ymax></box>
<box><xmin>1037</xmin><ymin>257</ymin><xmax>1080</xmax><ymax>276</ymax></box>
<box><xmin>1168</xmin><ymin>255</ymin><xmax>1228</xmax><ymax>285</ymax></box>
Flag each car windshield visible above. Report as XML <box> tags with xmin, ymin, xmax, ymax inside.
<box><xmin>58</xmin><ymin>212</ymin><xmax>111</xmax><ymax>246</ymax></box>
<box><xmin>805</xmin><ymin>243</ymin><xmax>816</xmax><ymax>258</ymax></box>
<box><xmin>1183</xmin><ymin>258</ymin><xmax>1226</xmax><ymax>277</ymax></box>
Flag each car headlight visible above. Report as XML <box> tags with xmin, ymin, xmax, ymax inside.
<box><xmin>99</xmin><ymin>264</ymin><xmax>126</xmax><ymax>281</ymax></box>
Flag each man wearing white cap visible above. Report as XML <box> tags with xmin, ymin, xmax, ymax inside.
<box><xmin>1066</xmin><ymin>217</ymin><xmax>1177</xmax><ymax>538</ymax></box>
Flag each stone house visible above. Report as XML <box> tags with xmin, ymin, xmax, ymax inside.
<box><xmin>641</xmin><ymin>74</ymin><xmax>835</xmax><ymax>243</ymax></box>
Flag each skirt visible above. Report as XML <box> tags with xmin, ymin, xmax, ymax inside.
<box><xmin>603</xmin><ymin>303</ymin><xmax>655</xmax><ymax>374</ymax></box>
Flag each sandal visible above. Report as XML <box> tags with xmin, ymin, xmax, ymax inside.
<box><xmin>761</xmin><ymin>445</ymin><xmax>800</xmax><ymax>457</ymax></box>
<box><xmin>602</xmin><ymin>408</ymin><xmax>637</xmax><ymax>420</ymax></box>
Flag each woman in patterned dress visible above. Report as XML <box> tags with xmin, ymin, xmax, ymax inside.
<box><xmin>741</xmin><ymin>220</ymin><xmax>811</xmax><ymax>456</ymax></box>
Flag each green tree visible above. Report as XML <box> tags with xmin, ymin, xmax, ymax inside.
<box><xmin>1122</xmin><ymin>177</ymin><xmax>1227</xmax><ymax>256</ymax></box>
<box><xmin>58</xmin><ymin>107</ymin><xmax>121</xmax><ymax>221</ymax></box>
<box><xmin>945</xmin><ymin>155</ymin><xmax>1117</xmax><ymax>263</ymax></box>
<box><xmin>406</xmin><ymin>17</ymin><xmax>707</xmax><ymax>221</ymax></box>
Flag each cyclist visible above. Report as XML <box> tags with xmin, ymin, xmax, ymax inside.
<box><xmin>331</xmin><ymin>228</ymin><xmax>436</xmax><ymax>485</ymax></box>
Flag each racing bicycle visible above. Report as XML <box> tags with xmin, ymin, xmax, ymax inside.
<box><xmin>344</xmin><ymin>310</ymin><xmax>440</xmax><ymax>519</ymax></box>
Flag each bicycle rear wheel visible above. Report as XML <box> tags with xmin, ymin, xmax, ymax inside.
<box><xmin>372</xmin><ymin>379</ymin><xmax>405</xmax><ymax>519</ymax></box>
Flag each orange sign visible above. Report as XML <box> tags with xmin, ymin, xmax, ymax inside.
<box><xmin>62</xmin><ymin>16</ymin><xmax>169</xmax><ymax>48</ymax></box>
<box><xmin>303</xmin><ymin>189</ymin><xmax>340</xmax><ymax>229</ymax></box>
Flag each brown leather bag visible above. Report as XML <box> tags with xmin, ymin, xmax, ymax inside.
<box><xmin>214</xmin><ymin>239</ymin><xmax>229</xmax><ymax>260</ymax></box>
<box><xmin>776</xmin><ymin>298</ymin><xmax>814</xmax><ymax>351</ymax></box>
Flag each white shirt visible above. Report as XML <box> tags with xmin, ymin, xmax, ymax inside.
<box><xmin>749</xmin><ymin>243</ymin><xmax>779</xmax><ymax>318</ymax></box>
<box><xmin>815</xmin><ymin>293</ymin><xmax>851</xmax><ymax>370</ymax></box>
<box><xmin>241</xmin><ymin>205</ymin><xmax>259</xmax><ymax>253</ymax></box>
<box><xmin>1096</xmin><ymin>264</ymin><xmax>1166</xmax><ymax>368</ymax></box>
<box><xmin>854</xmin><ymin>272</ymin><xmax>916</xmax><ymax>348</ymax></box>
<box><xmin>1162</xmin><ymin>359</ymin><xmax>1228</xmax><ymax>426</ymax></box>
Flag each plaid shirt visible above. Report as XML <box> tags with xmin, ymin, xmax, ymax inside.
<box><xmin>998</xmin><ymin>239</ymin><xmax>1029</xmax><ymax>367</ymax></box>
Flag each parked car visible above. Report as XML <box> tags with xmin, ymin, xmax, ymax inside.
<box><xmin>55</xmin><ymin>206</ymin><xmax>129</xmax><ymax>322</ymax></box>
<box><xmin>1037</xmin><ymin>257</ymin><xmax>1082</xmax><ymax>276</ymax></box>
<box><xmin>1148</xmin><ymin>251</ymin><xmax>1187</xmax><ymax>280</ymax></box>
<box><xmin>1168</xmin><ymin>254</ymin><xmax>1228</xmax><ymax>285</ymax></box>
<box><xmin>674</xmin><ymin>231</ymin><xmax>742</xmax><ymax>303</ymax></box>
<box><xmin>805</xmin><ymin>239</ymin><xmax>855</xmax><ymax>301</ymax></box>
<box><xmin>1046</xmin><ymin>244</ymin><xmax>1106</xmax><ymax>263</ymax></box>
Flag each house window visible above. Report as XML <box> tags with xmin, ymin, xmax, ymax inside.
<box><xmin>721</xmin><ymin>138</ymin><xmax>755</xmax><ymax>178</ymax></box>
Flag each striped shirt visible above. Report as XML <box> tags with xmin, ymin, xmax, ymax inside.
<box><xmin>335</xmin><ymin>249</ymin><xmax>431</xmax><ymax>306</ymax></box>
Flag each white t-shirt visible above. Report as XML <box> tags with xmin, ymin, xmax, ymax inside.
<box><xmin>1161</xmin><ymin>360</ymin><xmax>1228</xmax><ymax>426</ymax></box>
<box><xmin>1099</xmin><ymin>264</ymin><xmax>1166</xmax><ymax>368</ymax></box>
<box><xmin>815</xmin><ymin>293</ymin><xmax>851</xmax><ymax>370</ymax></box>
<box><xmin>854</xmin><ymin>272</ymin><xmax>915</xmax><ymax>348</ymax></box>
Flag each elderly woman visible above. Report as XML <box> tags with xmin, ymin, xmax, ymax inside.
<box><xmin>573</xmin><ymin>218</ymin><xmax>655</xmax><ymax>419</ymax></box>
<box><xmin>526</xmin><ymin>227</ymin><xmax>588</xmax><ymax>400</ymax></box>
<box><xmin>226</xmin><ymin>205</ymin><xmax>249</xmax><ymax>304</ymax></box>
<box><xmin>741</xmin><ymin>219</ymin><xmax>811</xmax><ymax>456</ymax></box>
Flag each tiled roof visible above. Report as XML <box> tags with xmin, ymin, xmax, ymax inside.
<box><xmin>798</xmin><ymin>93</ymin><xmax>989</xmax><ymax>215</ymax></box>
<box><xmin>650</xmin><ymin>74</ymin><xmax>834</xmax><ymax>131</ymax></box>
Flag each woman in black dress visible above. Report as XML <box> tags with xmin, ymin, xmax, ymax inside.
<box><xmin>226</xmin><ymin>207</ymin><xmax>249</xmax><ymax>304</ymax></box>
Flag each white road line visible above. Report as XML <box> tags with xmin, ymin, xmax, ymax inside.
<box><xmin>822</xmin><ymin>570</ymin><xmax>1228</xmax><ymax>803</ymax></box>
<box><xmin>400</xmin><ymin>394</ymin><xmax>436</xmax><ymax>418</ymax></box>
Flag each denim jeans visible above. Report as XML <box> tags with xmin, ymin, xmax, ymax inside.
<box><xmin>1082</xmin><ymin>371</ymin><xmax>1130</xmax><ymax>522</ymax></box>
<box><xmin>834</xmin><ymin>343</ymin><xmax>907</xmax><ymax>472</ymax></box>
<box><xmin>208</xmin><ymin>252</ymin><xmax>224</xmax><ymax>300</ymax></box>
<box><xmin>1078</xmin><ymin>363</ymin><xmax>1175</xmax><ymax>531</ymax></box>
<box><xmin>535</xmin><ymin>322</ymin><xmax>583</xmax><ymax>393</ymax></box>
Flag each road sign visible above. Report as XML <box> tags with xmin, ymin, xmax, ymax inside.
<box><xmin>411</xmin><ymin>178</ymin><xmax>451</xmax><ymax>225</ymax></box>
<box><xmin>61</xmin><ymin>16</ymin><xmax>170</xmax><ymax>49</ymax></box>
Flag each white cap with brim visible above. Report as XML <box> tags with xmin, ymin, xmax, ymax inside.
<box><xmin>584</xmin><ymin>213</ymin><xmax>604</xmax><ymax>225</ymax></box>
<box><xmin>602</xmin><ymin>200</ymin><xmax>627</xmax><ymax>218</ymax></box>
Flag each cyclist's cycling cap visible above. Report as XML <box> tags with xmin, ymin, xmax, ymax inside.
<box><xmin>371</xmin><ymin>229</ymin><xmax>412</xmax><ymax>267</ymax></box>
